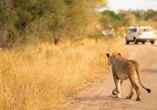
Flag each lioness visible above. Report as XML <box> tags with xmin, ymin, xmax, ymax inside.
<box><xmin>106</xmin><ymin>53</ymin><xmax>151</xmax><ymax>101</ymax></box>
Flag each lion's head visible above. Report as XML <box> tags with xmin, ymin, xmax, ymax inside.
<box><xmin>106</xmin><ymin>53</ymin><xmax>121</xmax><ymax>66</ymax></box>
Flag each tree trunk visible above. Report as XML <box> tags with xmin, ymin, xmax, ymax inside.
<box><xmin>53</xmin><ymin>30</ymin><xmax>60</xmax><ymax>45</ymax></box>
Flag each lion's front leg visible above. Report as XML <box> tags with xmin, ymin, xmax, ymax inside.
<box><xmin>112</xmin><ymin>80</ymin><xmax>123</xmax><ymax>95</ymax></box>
<box><xmin>111</xmin><ymin>68</ymin><xmax>121</xmax><ymax>98</ymax></box>
<box><xmin>112</xmin><ymin>88</ymin><xmax>117</xmax><ymax>95</ymax></box>
<box><xmin>112</xmin><ymin>80</ymin><xmax>123</xmax><ymax>96</ymax></box>
<box><xmin>113</xmin><ymin>78</ymin><xmax>121</xmax><ymax>98</ymax></box>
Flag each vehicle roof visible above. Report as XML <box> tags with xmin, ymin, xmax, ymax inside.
<box><xmin>127</xmin><ymin>26</ymin><xmax>153</xmax><ymax>29</ymax></box>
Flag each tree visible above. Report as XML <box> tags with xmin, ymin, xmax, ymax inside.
<box><xmin>144</xmin><ymin>9</ymin><xmax>157</xmax><ymax>21</ymax></box>
<box><xmin>86</xmin><ymin>0</ymin><xmax>107</xmax><ymax>7</ymax></box>
<box><xmin>132</xmin><ymin>9</ymin><xmax>145</xmax><ymax>20</ymax></box>
<box><xmin>100</xmin><ymin>10</ymin><xmax>123</xmax><ymax>33</ymax></box>
<box><xmin>0</xmin><ymin>0</ymin><xmax>108</xmax><ymax>47</ymax></box>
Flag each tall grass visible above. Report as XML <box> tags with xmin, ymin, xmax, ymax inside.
<box><xmin>0</xmin><ymin>39</ymin><xmax>124</xmax><ymax>109</ymax></box>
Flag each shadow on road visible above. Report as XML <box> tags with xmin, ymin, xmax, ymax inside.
<box><xmin>123</xmin><ymin>42</ymin><xmax>157</xmax><ymax>46</ymax></box>
<box><xmin>141</xmin><ymin>69</ymin><xmax>157</xmax><ymax>73</ymax></box>
<box><xmin>73</xmin><ymin>95</ymin><xmax>127</xmax><ymax>102</ymax></box>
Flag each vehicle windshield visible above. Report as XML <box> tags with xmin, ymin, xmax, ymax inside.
<box><xmin>139</xmin><ymin>28</ymin><xmax>154</xmax><ymax>32</ymax></box>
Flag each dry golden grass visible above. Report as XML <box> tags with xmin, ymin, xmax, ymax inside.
<box><xmin>0</xmin><ymin>39</ymin><xmax>124</xmax><ymax>109</ymax></box>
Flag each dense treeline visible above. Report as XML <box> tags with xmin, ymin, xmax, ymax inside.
<box><xmin>0</xmin><ymin>0</ymin><xmax>107</xmax><ymax>47</ymax></box>
<box><xmin>101</xmin><ymin>9</ymin><xmax>157</xmax><ymax>27</ymax></box>
<box><xmin>118</xmin><ymin>9</ymin><xmax>157</xmax><ymax>21</ymax></box>
<box><xmin>100</xmin><ymin>9</ymin><xmax>157</xmax><ymax>37</ymax></box>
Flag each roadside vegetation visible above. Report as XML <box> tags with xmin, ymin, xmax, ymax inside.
<box><xmin>0</xmin><ymin>1</ymin><xmax>124</xmax><ymax>109</ymax></box>
<box><xmin>0</xmin><ymin>40</ymin><xmax>124</xmax><ymax>109</ymax></box>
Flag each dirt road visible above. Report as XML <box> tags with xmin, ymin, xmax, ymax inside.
<box><xmin>63</xmin><ymin>42</ymin><xmax>157</xmax><ymax>110</ymax></box>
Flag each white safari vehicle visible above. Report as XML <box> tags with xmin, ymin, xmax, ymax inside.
<box><xmin>126</xmin><ymin>26</ymin><xmax>156</xmax><ymax>44</ymax></box>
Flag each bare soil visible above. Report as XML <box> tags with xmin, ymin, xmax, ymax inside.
<box><xmin>63</xmin><ymin>41</ymin><xmax>157</xmax><ymax>110</ymax></box>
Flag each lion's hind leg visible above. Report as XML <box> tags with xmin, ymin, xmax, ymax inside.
<box><xmin>126</xmin><ymin>84</ymin><xmax>134</xmax><ymax>99</ymax></box>
<box><xmin>129</xmin><ymin>77</ymin><xmax>141</xmax><ymax>101</ymax></box>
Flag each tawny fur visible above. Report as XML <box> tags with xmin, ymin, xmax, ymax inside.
<box><xmin>106</xmin><ymin>53</ymin><xmax>151</xmax><ymax>101</ymax></box>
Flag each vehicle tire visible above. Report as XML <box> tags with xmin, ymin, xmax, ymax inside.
<box><xmin>151</xmin><ymin>41</ymin><xmax>155</xmax><ymax>44</ymax></box>
<box><xmin>142</xmin><ymin>42</ymin><xmax>145</xmax><ymax>44</ymax></box>
<box><xmin>134</xmin><ymin>38</ymin><xmax>138</xmax><ymax>44</ymax></box>
<box><xmin>126</xmin><ymin>39</ymin><xmax>129</xmax><ymax>44</ymax></box>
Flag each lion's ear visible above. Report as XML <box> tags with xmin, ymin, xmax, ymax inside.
<box><xmin>118</xmin><ymin>53</ymin><xmax>121</xmax><ymax>56</ymax></box>
<box><xmin>106</xmin><ymin>53</ymin><xmax>109</xmax><ymax>57</ymax></box>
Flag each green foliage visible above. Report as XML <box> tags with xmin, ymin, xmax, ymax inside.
<box><xmin>0</xmin><ymin>0</ymin><xmax>108</xmax><ymax>47</ymax></box>
<box><xmin>100</xmin><ymin>10</ymin><xmax>128</xmax><ymax>36</ymax></box>
<box><xmin>102</xmin><ymin>10</ymin><xmax>122</xmax><ymax>21</ymax></box>
<box><xmin>132</xmin><ymin>9</ymin><xmax>145</xmax><ymax>20</ymax></box>
<box><xmin>86</xmin><ymin>0</ymin><xmax>108</xmax><ymax>7</ymax></box>
<box><xmin>144</xmin><ymin>9</ymin><xmax>157</xmax><ymax>21</ymax></box>
<box><xmin>118</xmin><ymin>9</ymin><xmax>157</xmax><ymax>21</ymax></box>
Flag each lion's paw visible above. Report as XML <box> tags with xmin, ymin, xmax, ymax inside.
<box><xmin>114</xmin><ymin>94</ymin><xmax>121</xmax><ymax>98</ymax></box>
<box><xmin>126</xmin><ymin>96</ymin><xmax>131</xmax><ymax>99</ymax></box>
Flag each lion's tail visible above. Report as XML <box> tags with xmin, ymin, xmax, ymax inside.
<box><xmin>134</xmin><ymin>65</ymin><xmax>151</xmax><ymax>93</ymax></box>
